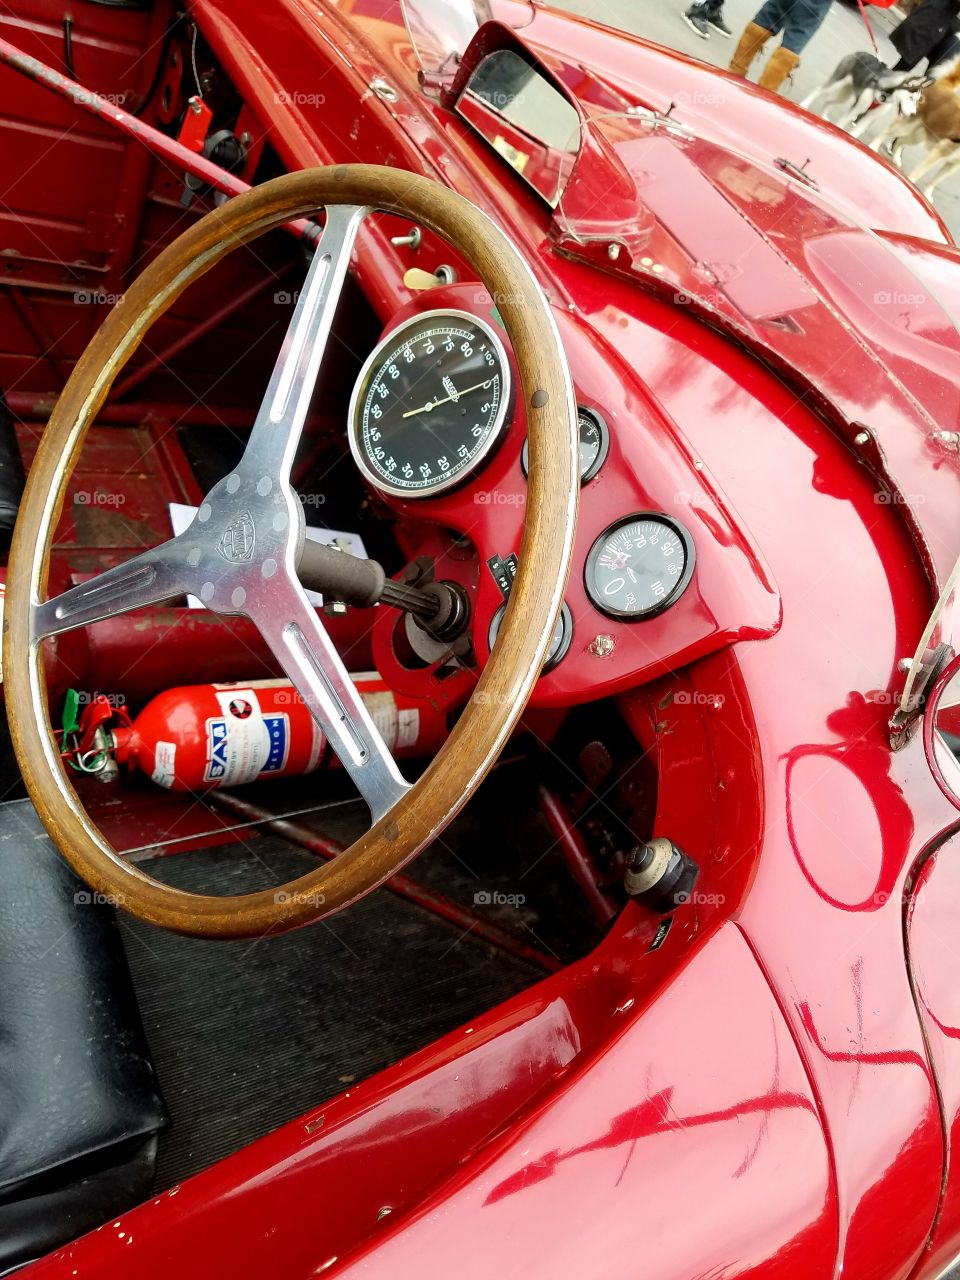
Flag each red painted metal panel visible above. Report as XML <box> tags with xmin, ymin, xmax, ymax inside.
<box><xmin>625</xmin><ymin>291</ymin><xmax>951</xmax><ymax>1279</ymax></box>
<box><xmin>22</xmin><ymin>925</ymin><xmax>835</xmax><ymax>1279</ymax></box>
<box><xmin>906</xmin><ymin>838</ymin><xmax>960</xmax><ymax>1280</ymax></box>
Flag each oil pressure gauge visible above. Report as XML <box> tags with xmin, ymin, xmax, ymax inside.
<box><xmin>585</xmin><ymin>514</ymin><xmax>695</xmax><ymax>620</ymax></box>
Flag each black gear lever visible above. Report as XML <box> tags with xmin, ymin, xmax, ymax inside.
<box><xmin>297</xmin><ymin>539</ymin><xmax>470</xmax><ymax>642</ymax></box>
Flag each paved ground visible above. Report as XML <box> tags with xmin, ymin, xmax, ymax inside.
<box><xmin>552</xmin><ymin>0</ymin><xmax>960</xmax><ymax>240</ymax></box>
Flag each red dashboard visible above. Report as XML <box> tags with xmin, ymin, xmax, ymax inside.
<box><xmin>366</xmin><ymin>284</ymin><xmax>782</xmax><ymax>711</ymax></box>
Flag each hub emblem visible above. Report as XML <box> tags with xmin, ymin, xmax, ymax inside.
<box><xmin>218</xmin><ymin>511</ymin><xmax>256</xmax><ymax>562</ymax></box>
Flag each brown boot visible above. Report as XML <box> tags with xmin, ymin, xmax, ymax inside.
<box><xmin>729</xmin><ymin>22</ymin><xmax>772</xmax><ymax>76</ymax></box>
<box><xmin>758</xmin><ymin>45</ymin><xmax>800</xmax><ymax>92</ymax></box>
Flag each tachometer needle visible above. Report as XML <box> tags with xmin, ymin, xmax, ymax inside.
<box><xmin>401</xmin><ymin>379</ymin><xmax>492</xmax><ymax>418</ymax></box>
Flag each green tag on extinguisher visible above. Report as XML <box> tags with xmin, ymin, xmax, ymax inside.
<box><xmin>62</xmin><ymin>688</ymin><xmax>81</xmax><ymax>738</ymax></box>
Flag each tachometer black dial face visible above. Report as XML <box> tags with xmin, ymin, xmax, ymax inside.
<box><xmin>585</xmin><ymin>515</ymin><xmax>695</xmax><ymax>620</ymax></box>
<box><xmin>489</xmin><ymin>601</ymin><xmax>573</xmax><ymax>672</ymax></box>
<box><xmin>348</xmin><ymin>309</ymin><xmax>512</xmax><ymax>497</ymax></box>
<box><xmin>522</xmin><ymin>406</ymin><xmax>610</xmax><ymax>484</ymax></box>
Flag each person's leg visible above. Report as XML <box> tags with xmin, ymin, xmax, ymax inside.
<box><xmin>758</xmin><ymin>44</ymin><xmax>799</xmax><ymax>90</ymax></box>
<box><xmin>750</xmin><ymin>0</ymin><xmax>789</xmax><ymax>34</ymax></box>
<box><xmin>780</xmin><ymin>0</ymin><xmax>833</xmax><ymax>55</ymax></box>
<box><xmin>927</xmin><ymin>33</ymin><xmax>960</xmax><ymax>73</ymax></box>
<box><xmin>700</xmin><ymin>0</ymin><xmax>732</xmax><ymax>38</ymax></box>
<box><xmin>758</xmin><ymin>0</ymin><xmax>831</xmax><ymax>92</ymax></box>
<box><xmin>729</xmin><ymin>20</ymin><xmax>773</xmax><ymax>72</ymax></box>
<box><xmin>729</xmin><ymin>0</ymin><xmax>786</xmax><ymax>75</ymax></box>
<box><xmin>682</xmin><ymin>1</ymin><xmax>714</xmax><ymax>40</ymax></box>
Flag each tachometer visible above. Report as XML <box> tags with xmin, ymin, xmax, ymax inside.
<box><xmin>348</xmin><ymin>309</ymin><xmax>512</xmax><ymax>497</ymax></box>
<box><xmin>585</xmin><ymin>515</ymin><xmax>695</xmax><ymax>620</ymax></box>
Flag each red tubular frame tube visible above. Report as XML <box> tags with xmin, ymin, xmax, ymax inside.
<box><xmin>537</xmin><ymin>784</ymin><xmax>619</xmax><ymax>926</ymax></box>
<box><xmin>0</xmin><ymin>35</ymin><xmax>319</xmax><ymax>246</ymax></box>
<box><xmin>209</xmin><ymin>791</ymin><xmax>563</xmax><ymax>973</ymax></box>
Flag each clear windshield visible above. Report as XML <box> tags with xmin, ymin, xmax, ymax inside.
<box><xmin>556</xmin><ymin>111</ymin><xmax>960</xmax><ymax>727</ymax></box>
<box><xmin>454</xmin><ymin>47</ymin><xmax>581</xmax><ymax>207</ymax></box>
<box><xmin>401</xmin><ymin>0</ymin><xmax>491</xmax><ymax>75</ymax></box>
<box><xmin>900</xmin><ymin>556</ymin><xmax>960</xmax><ymax>716</ymax></box>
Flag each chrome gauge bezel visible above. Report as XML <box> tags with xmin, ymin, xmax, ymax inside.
<box><xmin>584</xmin><ymin>513</ymin><xmax>696</xmax><ymax>621</ymax></box>
<box><xmin>489</xmin><ymin>601</ymin><xmax>574</xmax><ymax>672</ymax></box>
<box><xmin>521</xmin><ymin>404</ymin><xmax>610</xmax><ymax>485</ymax></box>
<box><xmin>347</xmin><ymin>308</ymin><xmax>514</xmax><ymax>499</ymax></box>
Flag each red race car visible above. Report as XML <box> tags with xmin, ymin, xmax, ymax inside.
<box><xmin>1</xmin><ymin>0</ymin><xmax>960</xmax><ymax>1277</ymax></box>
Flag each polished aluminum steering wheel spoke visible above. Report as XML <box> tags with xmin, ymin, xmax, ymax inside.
<box><xmin>32</xmin><ymin>537</ymin><xmax>191</xmax><ymax>639</ymax></box>
<box><xmin>242</xmin><ymin>203</ymin><xmax>367</xmax><ymax>482</ymax></box>
<box><xmin>250</xmin><ymin>570</ymin><xmax>411</xmax><ymax>823</ymax></box>
<box><xmin>208</xmin><ymin>200</ymin><xmax>409</xmax><ymax>820</ymax></box>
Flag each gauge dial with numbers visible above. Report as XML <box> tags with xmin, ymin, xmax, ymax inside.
<box><xmin>489</xmin><ymin>601</ymin><xmax>573</xmax><ymax>672</ymax></box>
<box><xmin>348</xmin><ymin>309</ymin><xmax>512</xmax><ymax>497</ymax></box>
<box><xmin>585</xmin><ymin>515</ymin><xmax>695</xmax><ymax>620</ymax></box>
<box><xmin>522</xmin><ymin>405</ymin><xmax>610</xmax><ymax>484</ymax></box>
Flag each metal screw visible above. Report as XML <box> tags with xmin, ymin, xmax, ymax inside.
<box><xmin>607</xmin><ymin>243</ymin><xmax>621</xmax><ymax>261</ymax></box>
<box><xmin>371</xmin><ymin>77</ymin><xmax>398</xmax><ymax>102</ymax></box>
<box><xmin>589</xmin><ymin>634</ymin><xmax>615</xmax><ymax>658</ymax></box>
<box><xmin>854</xmin><ymin>430</ymin><xmax>870</xmax><ymax>446</ymax></box>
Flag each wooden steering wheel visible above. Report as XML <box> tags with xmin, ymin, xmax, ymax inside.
<box><xmin>2</xmin><ymin>166</ymin><xmax>579</xmax><ymax>938</ymax></box>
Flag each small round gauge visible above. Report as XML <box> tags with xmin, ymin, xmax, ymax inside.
<box><xmin>585</xmin><ymin>515</ymin><xmax>695</xmax><ymax>620</ymax></box>
<box><xmin>522</xmin><ymin>406</ymin><xmax>610</xmax><ymax>484</ymax></box>
<box><xmin>348</xmin><ymin>309</ymin><xmax>513</xmax><ymax>497</ymax></box>
<box><xmin>489</xmin><ymin>601</ymin><xmax>573</xmax><ymax>673</ymax></box>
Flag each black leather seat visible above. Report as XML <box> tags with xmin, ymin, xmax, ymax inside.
<box><xmin>0</xmin><ymin>392</ymin><xmax>24</xmax><ymax>548</ymax></box>
<box><xmin>0</xmin><ymin>799</ymin><xmax>168</xmax><ymax>1272</ymax></box>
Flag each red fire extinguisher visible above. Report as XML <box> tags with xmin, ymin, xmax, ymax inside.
<box><xmin>110</xmin><ymin>674</ymin><xmax>447</xmax><ymax>792</ymax></box>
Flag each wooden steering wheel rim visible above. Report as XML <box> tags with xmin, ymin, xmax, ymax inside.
<box><xmin>2</xmin><ymin>165</ymin><xmax>579</xmax><ymax>938</ymax></box>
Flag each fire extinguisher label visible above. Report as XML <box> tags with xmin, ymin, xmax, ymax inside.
<box><xmin>204</xmin><ymin>688</ymin><xmax>290</xmax><ymax>785</ymax></box>
<box><xmin>152</xmin><ymin>740</ymin><xmax>177</xmax><ymax>789</ymax></box>
<box><xmin>262</xmin><ymin>718</ymin><xmax>289</xmax><ymax>773</ymax></box>
<box><xmin>205</xmin><ymin>719</ymin><xmax>231</xmax><ymax>782</ymax></box>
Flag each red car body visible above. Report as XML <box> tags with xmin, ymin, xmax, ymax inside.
<box><xmin>3</xmin><ymin>1</ymin><xmax>960</xmax><ymax>1277</ymax></box>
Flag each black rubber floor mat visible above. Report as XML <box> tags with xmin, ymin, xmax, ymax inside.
<box><xmin>234</xmin><ymin>755</ymin><xmax>608</xmax><ymax>967</ymax></box>
<box><xmin>121</xmin><ymin>837</ymin><xmax>540</xmax><ymax>1190</ymax></box>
